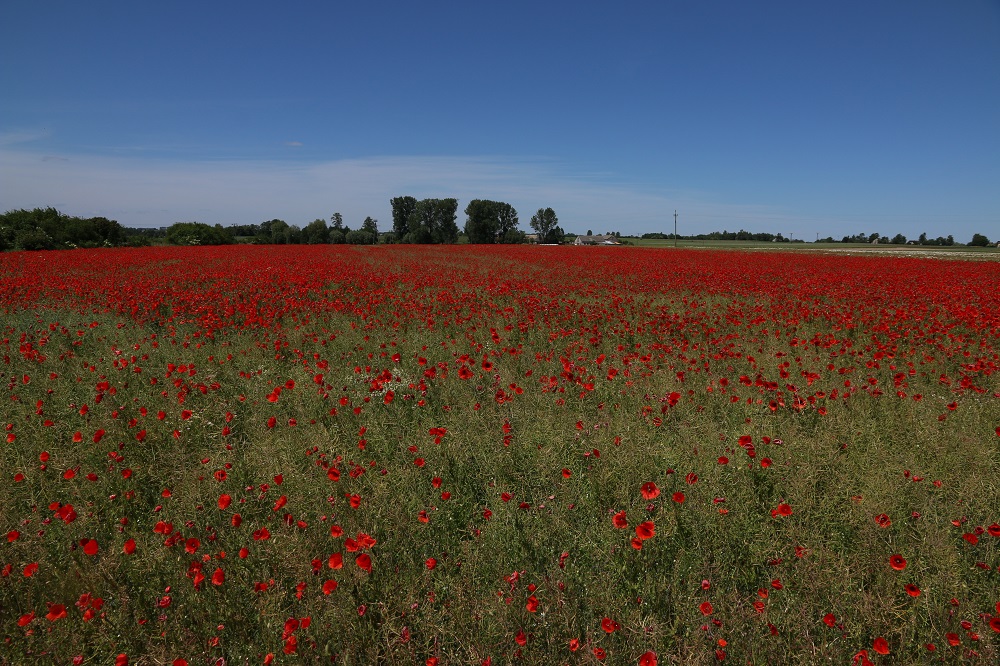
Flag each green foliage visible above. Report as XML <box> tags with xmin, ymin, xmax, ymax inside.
<box><xmin>361</xmin><ymin>217</ymin><xmax>379</xmax><ymax>242</ymax></box>
<box><xmin>302</xmin><ymin>218</ymin><xmax>330</xmax><ymax>244</ymax></box>
<box><xmin>464</xmin><ymin>200</ymin><xmax>522</xmax><ymax>244</ymax></box>
<box><xmin>225</xmin><ymin>223</ymin><xmax>262</xmax><ymax>238</ymax></box>
<box><xmin>345</xmin><ymin>229</ymin><xmax>375</xmax><ymax>245</ymax></box>
<box><xmin>165</xmin><ymin>222</ymin><xmax>234</xmax><ymax>246</ymax></box>
<box><xmin>529</xmin><ymin>207</ymin><xmax>563</xmax><ymax>244</ymax></box>
<box><xmin>405</xmin><ymin>198</ymin><xmax>459</xmax><ymax>244</ymax></box>
<box><xmin>0</xmin><ymin>207</ymin><xmax>128</xmax><ymax>250</ymax></box>
<box><xmin>390</xmin><ymin>196</ymin><xmax>417</xmax><ymax>241</ymax></box>
<box><xmin>969</xmin><ymin>233</ymin><xmax>991</xmax><ymax>247</ymax></box>
<box><xmin>256</xmin><ymin>219</ymin><xmax>289</xmax><ymax>244</ymax></box>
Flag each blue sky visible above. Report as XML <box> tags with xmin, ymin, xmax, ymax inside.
<box><xmin>1</xmin><ymin>0</ymin><xmax>998</xmax><ymax>240</ymax></box>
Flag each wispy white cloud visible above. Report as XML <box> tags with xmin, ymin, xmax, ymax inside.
<box><xmin>284</xmin><ymin>141</ymin><xmax>303</xmax><ymax>147</ymax></box>
<box><xmin>0</xmin><ymin>148</ymin><xmax>786</xmax><ymax>234</ymax></box>
<box><xmin>0</xmin><ymin>129</ymin><xmax>51</xmax><ymax>146</ymax></box>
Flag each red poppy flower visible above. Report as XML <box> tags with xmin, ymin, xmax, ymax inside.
<box><xmin>218</xmin><ymin>494</ymin><xmax>232</xmax><ymax>510</ymax></box>
<box><xmin>562</xmin><ymin>468</ymin><xmax>572</xmax><ymax>478</ymax></box>
<box><xmin>699</xmin><ymin>601</ymin><xmax>713</xmax><ymax>616</ymax></box>
<box><xmin>822</xmin><ymin>613</ymin><xmax>836</xmax><ymax>627</ymax></box>
<box><xmin>17</xmin><ymin>611</ymin><xmax>35</xmax><ymax>626</ymax></box>
<box><xmin>904</xmin><ymin>584</ymin><xmax>920</xmax><ymax>597</ymax></box>
<box><xmin>80</xmin><ymin>538</ymin><xmax>99</xmax><ymax>556</ymax></box>
<box><xmin>322</xmin><ymin>579</ymin><xmax>338</xmax><ymax>594</ymax></box>
<box><xmin>874</xmin><ymin>513</ymin><xmax>891</xmax><ymax>528</ymax></box>
<box><xmin>987</xmin><ymin>523</ymin><xmax>1000</xmax><ymax>537</ymax></box>
<box><xmin>641</xmin><ymin>482</ymin><xmax>660</xmax><ymax>499</ymax></box>
<box><xmin>514</xmin><ymin>629</ymin><xmax>527</xmax><ymax>646</ymax></box>
<box><xmin>612</xmin><ymin>510</ymin><xmax>628</xmax><ymax>528</ymax></box>
<box><xmin>989</xmin><ymin>616</ymin><xmax>1000</xmax><ymax>633</ymax></box>
<box><xmin>872</xmin><ymin>637</ymin><xmax>889</xmax><ymax>655</ymax></box>
<box><xmin>525</xmin><ymin>595</ymin><xmax>538</xmax><ymax>612</ymax></box>
<box><xmin>601</xmin><ymin>617</ymin><xmax>620</xmax><ymax>633</ymax></box>
<box><xmin>672</xmin><ymin>492</ymin><xmax>685</xmax><ymax>504</ymax></box>
<box><xmin>889</xmin><ymin>554</ymin><xmax>907</xmax><ymax>570</ymax></box>
<box><xmin>635</xmin><ymin>521</ymin><xmax>655</xmax><ymax>540</ymax></box>
<box><xmin>962</xmin><ymin>532</ymin><xmax>979</xmax><ymax>545</ymax></box>
<box><xmin>46</xmin><ymin>604</ymin><xmax>68</xmax><ymax>621</ymax></box>
<box><xmin>211</xmin><ymin>568</ymin><xmax>225</xmax><ymax>586</ymax></box>
<box><xmin>356</xmin><ymin>553</ymin><xmax>372</xmax><ymax>573</ymax></box>
<box><xmin>638</xmin><ymin>651</ymin><xmax>658</xmax><ymax>666</ymax></box>
<box><xmin>945</xmin><ymin>633</ymin><xmax>960</xmax><ymax>646</ymax></box>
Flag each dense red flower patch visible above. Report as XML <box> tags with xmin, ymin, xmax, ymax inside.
<box><xmin>1</xmin><ymin>244</ymin><xmax>998</xmax><ymax>663</ymax></box>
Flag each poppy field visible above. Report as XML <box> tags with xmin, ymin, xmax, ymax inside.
<box><xmin>2</xmin><ymin>244</ymin><xmax>999</xmax><ymax>665</ymax></box>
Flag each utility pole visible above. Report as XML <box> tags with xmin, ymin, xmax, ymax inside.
<box><xmin>674</xmin><ymin>210</ymin><xmax>678</xmax><ymax>248</ymax></box>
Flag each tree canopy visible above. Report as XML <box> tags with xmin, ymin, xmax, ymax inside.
<box><xmin>529</xmin><ymin>207</ymin><xmax>563</xmax><ymax>244</ymax></box>
<box><xmin>464</xmin><ymin>200</ymin><xmax>523</xmax><ymax>244</ymax></box>
<box><xmin>0</xmin><ymin>207</ymin><xmax>127</xmax><ymax>251</ymax></box>
<box><xmin>390</xmin><ymin>197</ymin><xmax>417</xmax><ymax>241</ymax></box>
<box><xmin>396</xmin><ymin>198</ymin><xmax>459</xmax><ymax>244</ymax></box>
<box><xmin>165</xmin><ymin>222</ymin><xmax>234</xmax><ymax>246</ymax></box>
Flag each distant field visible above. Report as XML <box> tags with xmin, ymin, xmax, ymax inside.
<box><xmin>2</xmin><ymin>245</ymin><xmax>998</xmax><ymax>665</ymax></box>
<box><xmin>625</xmin><ymin>238</ymin><xmax>1000</xmax><ymax>254</ymax></box>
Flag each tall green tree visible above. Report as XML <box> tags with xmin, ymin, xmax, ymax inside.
<box><xmin>969</xmin><ymin>233</ymin><xmax>991</xmax><ymax>247</ymax></box>
<box><xmin>361</xmin><ymin>217</ymin><xmax>379</xmax><ymax>243</ymax></box>
<box><xmin>404</xmin><ymin>198</ymin><xmax>458</xmax><ymax>244</ymax></box>
<box><xmin>390</xmin><ymin>197</ymin><xmax>417</xmax><ymax>241</ymax></box>
<box><xmin>530</xmin><ymin>207</ymin><xmax>563</xmax><ymax>244</ymax></box>
<box><xmin>464</xmin><ymin>199</ymin><xmax>496</xmax><ymax>244</ymax></box>
<box><xmin>303</xmin><ymin>218</ymin><xmax>330</xmax><ymax>244</ymax></box>
<box><xmin>464</xmin><ymin>200</ymin><xmax>523</xmax><ymax>244</ymax></box>
<box><xmin>258</xmin><ymin>219</ymin><xmax>289</xmax><ymax>244</ymax></box>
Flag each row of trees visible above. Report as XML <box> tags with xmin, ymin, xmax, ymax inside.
<box><xmin>390</xmin><ymin>197</ymin><xmax>460</xmax><ymax>244</ymax></box>
<box><xmin>389</xmin><ymin>197</ymin><xmax>564</xmax><ymax>245</ymax></box>
<box><xmin>825</xmin><ymin>232</ymin><xmax>958</xmax><ymax>246</ymax></box>
<box><xmin>643</xmin><ymin>228</ymin><xmax>993</xmax><ymax>247</ymax></box>
<box><xmin>8</xmin><ymin>207</ymin><xmax>990</xmax><ymax>250</ymax></box>
<box><xmin>642</xmin><ymin>230</ymin><xmax>791</xmax><ymax>242</ymax></box>
<box><xmin>0</xmin><ymin>207</ymin><xmax>130</xmax><ymax>251</ymax></box>
<box><xmin>254</xmin><ymin>215</ymin><xmax>380</xmax><ymax>245</ymax></box>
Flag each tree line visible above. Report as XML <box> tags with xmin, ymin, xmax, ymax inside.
<box><xmin>643</xmin><ymin>229</ymin><xmax>994</xmax><ymax>247</ymax></box>
<box><xmin>0</xmin><ymin>207</ymin><xmax>130</xmax><ymax>251</ymax></box>
<box><xmin>3</xmin><ymin>206</ymin><xmax>992</xmax><ymax>250</ymax></box>
<box><xmin>390</xmin><ymin>197</ymin><xmax>563</xmax><ymax>245</ymax></box>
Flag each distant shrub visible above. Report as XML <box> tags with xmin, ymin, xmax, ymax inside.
<box><xmin>346</xmin><ymin>230</ymin><xmax>374</xmax><ymax>245</ymax></box>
